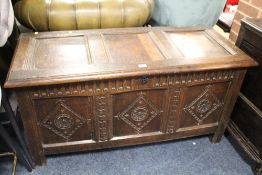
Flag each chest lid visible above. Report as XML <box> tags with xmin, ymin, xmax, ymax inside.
<box><xmin>5</xmin><ymin>27</ymin><xmax>257</xmax><ymax>88</ymax></box>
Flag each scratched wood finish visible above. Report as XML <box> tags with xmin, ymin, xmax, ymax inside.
<box><xmin>5</xmin><ymin>27</ymin><xmax>257</xmax><ymax>166</ymax></box>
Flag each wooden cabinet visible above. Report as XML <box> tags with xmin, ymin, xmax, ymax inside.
<box><xmin>4</xmin><ymin>27</ymin><xmax>257</xmax><ymax>166</ymax></box>
<box><xmin>227</xmin><ymin>18</ymin><xmax>262</xmax><ymax>175</ymax></box>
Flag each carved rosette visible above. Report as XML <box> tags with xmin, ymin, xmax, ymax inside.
<box><xmin>40</xmin><ymin>100</ymin><xmax>87</xmax><ymax>141</ymax></box>
<box><xmin>184</xmin><ymin>85</ymin><xmax>221</xmax><ymax>124</ymax></box>
<box><xmin>117</xmin><ymin>92</ymin><xmax>160</xmax><ymax>133</ymax></box>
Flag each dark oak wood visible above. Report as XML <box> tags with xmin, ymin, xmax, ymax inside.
<box><xmin>228</xmin><ymin>18</ymin><xmax>262</xmax><ymax>175</ymax></box>
<box><xmin>4</xmin><ymin>27</ymin><xmax>257</xmax><ymax>166</ymax></box>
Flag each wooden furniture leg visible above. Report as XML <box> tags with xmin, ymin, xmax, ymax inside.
<box><xmin>211</xmin><ymin>70</ymin><xmax>246</xmax><ymax>143</ymax></box>
<box><xmin>1</xmin><ymin>88</ymin><xmax>34</xmax><ymax>167</ymax></box>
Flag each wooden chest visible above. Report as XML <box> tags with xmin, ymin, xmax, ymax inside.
<box><xmin>228</xmin><ymin>18</ymin><xmax>262</xmax><ymax>175</ymax></box>
<box><xmin>4</xmin><ymin>27</ymin><xmax>257</xmax><ymax>166</ymax></box>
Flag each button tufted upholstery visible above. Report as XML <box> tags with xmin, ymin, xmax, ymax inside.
<box><xmin>14</xmin><ymin>0</ymin><xmax>155</xmax><ymax>31</ymax></box>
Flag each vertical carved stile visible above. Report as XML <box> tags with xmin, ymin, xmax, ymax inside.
<box><xmin>107</xmin><ymin>95</ymin><xmax>113</xmax><ymax>139</ymax></box>
<box><xmin>95</xmin><ymin>95</ymin><xmax>110</xmax><ymax>141</ymax></box>
<box><xmin>166</xmin><ymin>88</ymin><xmax>182</xmax><ymax>133</ymax></box>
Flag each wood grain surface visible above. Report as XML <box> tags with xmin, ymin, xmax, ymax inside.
<box><xmin>5</xmin><ymin>27</ymin><xmax>257</xmax><ymax>166</ymax></box>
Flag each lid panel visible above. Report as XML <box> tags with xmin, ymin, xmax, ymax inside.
<box><xmin>34</xmin><ymin>36</ymin><xmax>89</xmax><ymax>69</ymax></box>
<box><xmin>166</xmin><ymin>31</ymin><xmax>230</xmax><ymax>58</ymax></box>
<box><xmin>102</xmin><ymin>32</ymin><xmax>165</xmax><ymax>63</ymax></box>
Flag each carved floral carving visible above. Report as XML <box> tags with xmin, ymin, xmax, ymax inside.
<box><xmin>54</xmin><ymin>114</ymin><xmax>74</xmax><ymax>130</ymax></box>
<box><xmin>40</xmin><ymin>100</ymin><xmax>87</xmax><ymax>141</ymax></box>
<box><xmin>116</xmin><ymin>92</ymin><xmax>160</xmax><ymax>133</ymax></box>
<box><xmin>196</xmin><ymin>99</ymin><xmax>212</xmax><ymax>114</ymax></box>
<box><xmin>184</xmin><ymin>85</ymin><xmax>221</xmax><ymax>123</ymax></box>
<box><xmin>131</xmin><ymin>107</ymin><xmax>149</xmax><ymax>122</ymax></box>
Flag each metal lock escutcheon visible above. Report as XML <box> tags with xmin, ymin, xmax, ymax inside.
<box><xmin>140</xmin><ymin>76</ymin><xmax>149</xmax><ymax>85</ymax></box>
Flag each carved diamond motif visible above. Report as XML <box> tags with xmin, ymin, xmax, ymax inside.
<box><xmin>118</xmin><ymin>92</ymin><xmax>160</xmax><ymax>133</ymax></box>
<box><xmin>184</xmin><ymin>85</ymin><xmax>221</xmax><ymax>123</ymax></box>
<box><xmin>40</xmin><ymin>100</ymin><xmax>87</xmax><ymax>140</ymax></box>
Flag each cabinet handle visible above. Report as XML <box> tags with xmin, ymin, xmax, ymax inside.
<box><xmin>140</xmin><ymin>77</ymin><xmax>149</xmax><ymax>84</ymax></box>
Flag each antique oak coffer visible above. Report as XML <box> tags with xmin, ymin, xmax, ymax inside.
<box><xmin>4</xmin><ymin>27</ymin><xmax>257</xmax><ymax>165</ymax></box>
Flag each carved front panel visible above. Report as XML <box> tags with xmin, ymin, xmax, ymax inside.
<box><xmin>31</xmin><ymin>71</ymin><xmax>234</xmax><ymax>144</ymax></box>
<box><xmin>113</xmin><ymin>90</ymin><xmax>165</xmax><ymax>136</ymax></box>
<box><xmin>176</xmin><ymin>82</ymin><xmax>231</xmax><ymax>131</ymax></box>
<box><xmin>34</xmin><ymin>97</ymin><xmax>94</xmax><ymax>144</ymax></box>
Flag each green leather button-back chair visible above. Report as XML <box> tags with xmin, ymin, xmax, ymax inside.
<box><xmin>14</xmin><ymin>0</ymin><xmax>155</xmax><ymax>31</ymax></box>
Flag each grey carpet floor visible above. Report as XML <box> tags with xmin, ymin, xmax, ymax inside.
<box><xmin>0</xmin><ymin>136</ymin><xmax>253</xmax><ymax>175</ymax></box>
